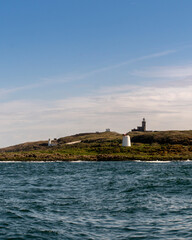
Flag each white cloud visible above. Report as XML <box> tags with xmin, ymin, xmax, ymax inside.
<box><xmin>83</xmin><ymin>50</ymin><xmax>176</xmax><ymax>75</ymax></box>
<box><xmin>0</xmin><ymin>84</ymin><xmax>191</xmax><ymax>148</ymax></box>
<box><xmin>0</xmin><ymin>49</ymin><xmax>176</xmax><ymax>101</ymax></box>
<box><xmin>0</xmin><ymin>82</ymin><xmax>44</xmax><ymax>98</ymax></box>
<box><xmin>131</xmin><ymin>64</ymin><xmax>192</xmax><ymax>79</ymax></box>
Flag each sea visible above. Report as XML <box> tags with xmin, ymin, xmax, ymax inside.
<box><xmin>0</xmin><ymin>161</ymin><xmax>192</xmax><ymax>239</ymax></box>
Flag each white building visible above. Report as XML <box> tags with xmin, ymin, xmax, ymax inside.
<box><xmin>122</xmin><ymin>135</ymin><xmax>131</xmax><ymax>147</ymax></box>
<box><xmin>48</xmin><ymin>138</ymin><xmax>52</xmax><ymax>147</ymax></box>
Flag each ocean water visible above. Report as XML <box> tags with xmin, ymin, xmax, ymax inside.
<box><xmin>0</xmin><ymin>161</ymin><xmax>192</xmax><ymax>239</ymax></box>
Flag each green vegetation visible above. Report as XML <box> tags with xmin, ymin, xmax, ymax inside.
<box><xmin>0</xmin><ymin>131</ymin><xmax>192</xmax><ymax>161</ymax></box>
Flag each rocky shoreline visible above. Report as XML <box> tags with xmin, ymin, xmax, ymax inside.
<box><xmin>0</xmin><ymin>152</ymin><xmax>191</xmax><ymax>162</ymax></box>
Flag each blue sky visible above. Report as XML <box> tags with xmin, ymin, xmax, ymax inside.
<box><xmin>0</xmin><ymin>0</ymin><xmax>192</xmax><ymax>147</ymax></box>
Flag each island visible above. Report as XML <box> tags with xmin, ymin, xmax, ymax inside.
<box><xmin>0</xmin><ymin>131</ymin><xmax>192</xmax><ymax>161</ymax></box>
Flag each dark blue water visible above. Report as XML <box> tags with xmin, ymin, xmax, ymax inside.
<box><xmin>0</xmin><ymin>161</ymin><xmax>192</xmax><ymax>239</ymax></box>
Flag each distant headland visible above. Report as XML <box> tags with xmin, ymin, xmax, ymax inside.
<box><xmin>0</xmin><ymin>127</ymin><xmax>192</xmax><ymax>161</ymax></box>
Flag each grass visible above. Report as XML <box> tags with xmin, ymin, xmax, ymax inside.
<box><xmin>0</xmin><ymin>131</ymin><xmax>192</xmax><ymax>161</ymax></box>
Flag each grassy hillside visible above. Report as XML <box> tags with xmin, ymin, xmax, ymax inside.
<box><xmin>0</xmin><ymin>131</ymin><xmax>192</xmax><ymax>161</ymax></box>
<box><xmin>0</xmin><ymin>131</ymin><xmax>122</xmax><ymax>152</ymax></box>
<box><xmin>129</xmin><ymin>130</ymin><xmax>192</xmax><ymax>145</ymax></box>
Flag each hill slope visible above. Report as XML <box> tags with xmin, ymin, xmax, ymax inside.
<box><xmin>0</xmin><ymin>131</ymin><xmax>122</xmax><ymax>152</ymax></box>
<box><xmin>0</xmin><ymin>131</ymin><xmax>192</xmax><ymax>161</ymax></box>
<box><xmin>129</xmin><ymin>130</ymin><xmax>192</xmax><ymax>145</ymax></box>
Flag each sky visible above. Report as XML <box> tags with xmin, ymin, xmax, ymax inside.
<box><xmin>0</xmin><ymin>0</ymin><xmax>192</xmax><ymax>147</ymax></box>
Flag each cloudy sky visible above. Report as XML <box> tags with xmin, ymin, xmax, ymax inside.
<box><xmin>0</xmin><ymin>0</ymin><xmax>192</xmax><ymax>147</ymax></box>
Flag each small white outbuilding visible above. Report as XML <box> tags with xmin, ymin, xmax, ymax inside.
<box><xmin>48</xmin><ymin>138</ymin><xmax>52</xmax><ymax>147</ymax></box>
<box><xmin>122</xmin><ymin>135</ymin><xmax>131</xmax><ymax>147</ymax></box>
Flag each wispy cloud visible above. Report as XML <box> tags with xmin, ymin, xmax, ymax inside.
<box><xmin>0</xmin><ymin>49</ymin><xmax>176</xmax><ymax>99</ymax></box>
<box><xmin>76</xmin><ymin>50</ymin><xmax>176</xmax><ymax>76</ymax></box>
<box><xmin>41</xmin><ymin>50</ymin><xmax>176</xmax><ymax>87</ymax></box>
<box><xmin>131</xmin><ymin>64</ymin><xmax>192</xmax><ymax>79</ymax></box>
<box><xmin>0</xmin><ymin>82</ymin><xmax>44</xmax><ymax>98</ymax></box>
<box><xmin>0</xmin><ymin>82</ymin><xmax>191</xmax><ymax>147</ymax></box>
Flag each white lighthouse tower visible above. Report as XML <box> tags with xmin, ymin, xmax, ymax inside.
<box><xmin>122</xmin><ymin>135</ymin><xmax>131</xmax><ymax>147</ymax></box>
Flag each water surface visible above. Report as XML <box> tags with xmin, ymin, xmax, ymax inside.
<box><xmin>0</xmin><ymin>161</ymin><xmax>192</xmax><ymax>239</ymax></box>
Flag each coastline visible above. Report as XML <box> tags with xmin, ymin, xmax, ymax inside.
<box><xmin>0</xmin><ymin>131</ymin><xmax>192</xmax><ymax>162</ymax></box>
<box><xmin>0</xmin><ymin>153</ymin><xmax>191</xmax><ymax>162</ymax></box>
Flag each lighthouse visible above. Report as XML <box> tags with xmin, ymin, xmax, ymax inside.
<box><xmin>132</xmin><ymin>118</ymin><xmax>147</xmax><ymax>132</ymax></box>
<box><xmin>142</xmin><ymin>118</ymin><xmax>146</xmax><ymax>132</ymax></box>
